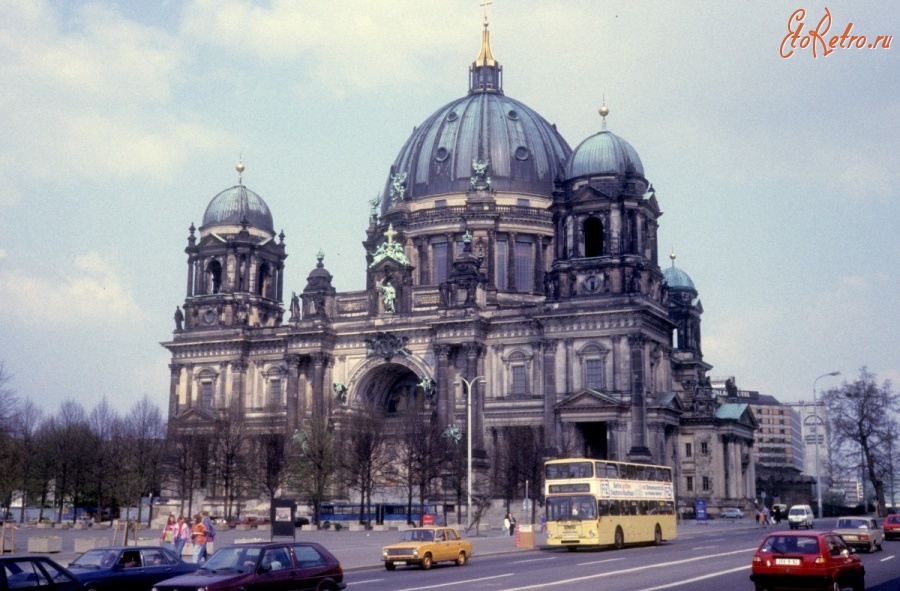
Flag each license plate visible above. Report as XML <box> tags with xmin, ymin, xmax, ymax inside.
<box><xmin>775</xmin><ymin>558</ymin><xmax>800</xmax><ymax>566</ymax></box>
<box><xmin>393</xmin><ymin>561</ymin><xmax>406</xmax><ymax>565</ymax></box>
<box><xmin>844</xmin><ymin>535</ymin><xmax>857</xmax><ymax>540</ymax></box>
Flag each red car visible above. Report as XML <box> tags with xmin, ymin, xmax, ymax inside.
<box><xmin>750</xmin><ymin>531</ymin><xmax>864</xmax><ymax>591</ymax></box>
<box><xmin>151</xmin><ymin>541</ymin><xmax>345</xmax><ymax>591</ymax></box>
<box><xmin>884</xmin><ymin>514</ymin><xmax>900</xmax><ymax>540</ymax></box>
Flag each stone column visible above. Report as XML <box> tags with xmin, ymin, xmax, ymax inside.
<box><xmin>185</xmin><ymin>364</ymin><xmax>194</xmax><ymax>409</ymax></box>
<box><xmin>542</xmin><ymin>340</ymin><xmax>558</xmax><ymax>448</ymax></box>
<box><xmin>507</xmin><ymin>232</ymin><xmax>517</xmax><ymax>291</ymax></box>
<box><xmin>435</xmin><ymin>345</ymin><xmax>451</xmax><ymax>427</ymax></box>
<box><xmin>230</xmin><ymin>360</ymin><xmax>247</xmax><ymax>414</ymax></box>
<box><xmin>311</xmin><ymin>353</ymin><xmax>329</xmax><ymax>418</ymax></box>
<box><xmin>168</xmin><ymin>364</ymin><xmax>181</xmax><ymax>417</ymax></box>
<box><xmin>533</xmin><ymin>239</ymin><xmax>542</xmax><ymax>293</ymax></box>
<box><xmin>186</xmin><ymin>258</ymin><xmax>194</xmax><ymax>297</ymax></box>
<box><xmin>725</xmin><ymin>436</ymin><xmax>736</xmax><ymax>499</ymax></box>
<box><xmin>285</xmin><ymin>355</ymin><xmax>301</xmax><ymax>434</ymax></box>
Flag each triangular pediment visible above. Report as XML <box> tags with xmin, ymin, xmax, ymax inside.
<box><xmin>555</xmin><ymin>389</ymin><xmax>627</xmax><ymax>411</ymax></box>
<box><xmin>650</xmin><ymin>391</ymin><xmax>686</xmax><ymax>413</ymax></box>
<box><xmin>174</xmin><ymin>406</ymin><xmax>218</xmax><ymax>424</ymax></box>
<box><xmin>571</xmin><ymin>185</ymin><xmax>612</xmax><ymax>204</ymax></box>
<box><xmin>716</xmin><ymin>403</ymin><xmax>759</xmax><ymax>429</ymax></box>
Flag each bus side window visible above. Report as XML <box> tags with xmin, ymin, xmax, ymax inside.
<box><xmin>606</xmin><ymin>464</ymin><xmax>618</xmax><ymax>478</ymax></box>
<box><xmin>609</xmin><ymin>501</ymin><xmax>621</xmax><ymax>516</ymax></box>
<box><xmin>639</xmin><ymin>501</ymin><xmax>649</xmax><ymax>515</ymax></box>
<box><xmin>599</xmin><ymin>500</ymin><xmax>609</xmax><ymax>517</ymax></box>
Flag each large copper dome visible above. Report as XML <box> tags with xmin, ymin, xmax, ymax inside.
<box><xmin>380</xmin><ymin>26</ymin><xmax>571</xmax><ymax>213</ymax></box>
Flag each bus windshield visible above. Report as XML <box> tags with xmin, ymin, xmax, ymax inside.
<box><xmin>547</xmin><ymin>495</ymin><xmax>598</xmax><ymax>521</ymax></box>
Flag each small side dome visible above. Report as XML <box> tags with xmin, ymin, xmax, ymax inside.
<box><xmin>662</xmin><ymin>265</ymin><xmax>695</xmax><ymax>290</ymax></box>
<box><xmin>565</xmin><ymin>130</ymin><xmax>645</xmax><ymax>180</ymax></box>
<box><xmin>202</xmin><ymin>185</ymin><xmax>274</xmax><ymax>233</ymax></box>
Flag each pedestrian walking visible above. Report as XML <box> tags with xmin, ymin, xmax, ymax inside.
<box><xmin>502</xmin><ymin>514</ymin><xmax>511</xmax><ymax>536</ymax></box>
<box><xmin>200</xmin><ymin>511</ymin><xmax>216</xmax><ymax>561</ymax></box>
<box><xmin>763</xmin><ymin>506</ymin><xmax>771</xmax><ymax>526</ymax></box>
<box><xmin>508</xmin><ymin>512</ymin><xmax>517</xmax><ymax>537</ymax></box>
<box><xmin>540</xmin><ymin>514</ymin><xmax>546</xmax><ymax>534</ymax></box>
<box><xmin>191</xmin><ymin>514</ymin><xmax>208</xmax><ymax>564</ymax></box>
<box><xmin>173</xmin><ymin>515</ymin><xmax>190</xmax><ymax>559</ymax></box>
<box><xmin>159</xmin><ymin>514</ymin><xmax>177</xmax><ymax>553</ymax></box>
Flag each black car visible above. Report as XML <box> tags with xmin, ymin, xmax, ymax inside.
<box><xmin>152</xmin><ymin>541</ymin><xmax>345</xmax><ymax>591</ymax></box>
<box><xmin>68</xmin><ymin>546</ymin><xmax>198</xmax><ymax>591</ymax></box>
<box><xmin>0</xmin><ymin>555</ymin><xmax>83</xmax><ymax>590</ymax></box>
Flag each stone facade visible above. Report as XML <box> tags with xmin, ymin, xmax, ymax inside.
<box><xmin>161</xmin><ymin>20</ymin><xmax>757</xmax><ymax>514</ymax></box>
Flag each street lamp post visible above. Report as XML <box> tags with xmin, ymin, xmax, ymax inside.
<box><xmin>454</xmin><ymin>376</ymin><xmax>485</xmax><ymax>533</ymax></box>
<box><xmin>813</xmin><ymin>371</ymin><xmax>840</xmax><ymax>520</ymax></box>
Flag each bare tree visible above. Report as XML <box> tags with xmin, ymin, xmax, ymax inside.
<box><xmin>493</xmin><ymin>425</ymin><xmax>544</xmax><ymax>521</ymax></box>
<box><xmin>0</xmin><ymin>363</ymin><xmax>18</xmax><ymax>435</ymax></box>
<box><xmin>13</xmin><ymin>400</ymin><xmax>42</xmax><ymax>522</ymax></box>
<box><xmin>248</xmin><ymin>432</ymin><xmax>288</xmax><ymax>503</ymax></box>
<box><xmin>45</xmin><ymin>400</ymin><xmax>93</xmax><ymax>522</ymax></box>
<box><xmin>89</xmin><ymin>398</ymin><xmax>122</xmax><ymax>523</ymax></box>
<box><xmin>823</xmin><ymin>367</ymin><xmax>898</xmax><ymax>516</ymax></box>
<box><xmin>339</xmin><ymin>403</ymin><xmax>391</xmax><ymax>528</ymax></box>
<box><xmin>166</xmin><ymin>429</ymin><xmax>204</xmax><ymax>519</ymax></box>
<box><xmin>121</xmin><ymin>395</ymin><xmax>166</xmax><ymax>525</ymax></box>
<box><xmin>288</xmin><ymin>408</ymin><xmax>336</xmax><ymax>527</ymax></box>
<box><xmin>210</xmin><ymin>410</ymin><xmax>248</xmax><ymax>521</ymax></box>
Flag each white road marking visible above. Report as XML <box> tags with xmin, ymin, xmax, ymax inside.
<box><xmin>511</xmin><ymin>557</ymin><xmax>556</xmax><ymax>564</ymax></box>
<box><xmin>496</xmin><ymin>547</ymin><xmax>757</xmax><ymax>591</ymax></box>
<box><xmin>396</xmin><ymin>573</ymin><xmax>515</xmax><ymax>591</ymax></box>
<box><xmin>881</xmin><ymin>555</ymin><xmax>895</xmax><ymax>562</ymax></box>
<box><xmin>636</xmin><ymin>565</ymin><xmax>750</xmax><ymax>590</ymax></box>
<box><xmin>352</xmin><ymin>578</ymin><xmax>385</xmax><ymax>584</ymax></box>
<box><xmin>577</xmin><ymin>557</ymin><xmax>625</xmax><ymax>566</ymax></box>
<box><xmin>692</xmin><ymin>545</ymin><xmax>717</xmax><ymax>550</ymax></box>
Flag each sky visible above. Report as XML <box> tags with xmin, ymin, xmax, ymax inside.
<box><xmin>0</xmin><ymin>0</ymin><xmax>897</xmax><ymax>419</ymax></box>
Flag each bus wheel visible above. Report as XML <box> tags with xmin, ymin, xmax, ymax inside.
<box><xmin>614</xmin><ymin>527</ymin><xmax>624</xmax><ymax>550</ymax></box>
<box><xmin>654</xmin><ymin>525</ymin><xmax>662</xmax><ymax>546</ymax></box>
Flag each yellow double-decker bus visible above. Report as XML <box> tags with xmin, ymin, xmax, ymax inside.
<box><xmin>544</xmin><ymin>458</ymin><xmax>676</xmax><ymax>550</ymax></box>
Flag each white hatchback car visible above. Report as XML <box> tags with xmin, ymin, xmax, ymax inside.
<box><xmin>787</xmin><ymin>504</ymin><xmax>814</xmax><ymax>529</ymax></box>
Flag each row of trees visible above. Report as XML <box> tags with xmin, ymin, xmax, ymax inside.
<box><xmin>0</xmin><ymin>363</ymin><xmax>166</xmax><ymax>523</ymax></box>
<box><xmin>823</xmin><ymin>368</ymin><xmax>899</xmax><ymax>516</ymax></box>
<box><xmin>0</xmin><ymin>362</ymin><xmax>543</xmax><ymax>528</ymax></box>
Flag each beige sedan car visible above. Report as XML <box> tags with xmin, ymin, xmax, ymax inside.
<box><xmin>381</xmin><ymin>527</ymin><xmax>473</xmax><ymax>570</ymax></box>
<box><xmin>835</xmin><ymin>516</ymin><xmax>884</xmax><ymax>552</ymax></box>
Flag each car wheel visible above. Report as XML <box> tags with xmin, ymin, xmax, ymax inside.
<box><xmin>421</xmin><ymin>553</ymin><xmax>433</xmax><ymax>570</ymax></box>
<box><xmin>614</xmin><ymin>527</ymin><xmax>624</xmax><ymax>550</ymax></box>
<box><xmin>654</xmin><ymin>525</ymin><xmax>662</xmax><ymax>546</ymax></box>
<box><xmin>456</xmin><ymin>551</ymin><xmax>467</xmax><ymax>566</ymax></box>
<box><xmin>877</xmin><ymin>540</ymin><xmax>883</xmax><ymax>551</ymax></box>
<box><xmin>828</xmin><ymin>580</ymin><xmax>840</xmax><ymax>591</ymax></box>
<box><xmin>852</xmin><ymin>574</ymin><xmax>866</xmax><ymax>591</ymax></box>
<box><xmin>385</xmin><ymin>561</ymin><xmax>396</xmax><ymax>571</ymax></box>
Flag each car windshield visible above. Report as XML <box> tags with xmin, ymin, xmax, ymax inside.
<box><xmin>400</xmin><ymin>530</ymin><xmax>434</xmax><ymax>542</ymax></box>
<box><xmin>760</xmin><ymin>535</ymin><xmax>820</xmax><ymax>555</ymax></box>
<box><xmin>836</xmin><ymin>519</ymin><xmax>869</xmax><ymax>529</ymax></box>
<box><xmin>202</xmin><ymin>546</ymin><xmax>262</xmax><ymax>572</ymax></box>
<box><xmin>789</xmin><ymin>508</ymin><xmax>805</xmax><ymax>515</ymax></box>
<box><xmin>71</xmin><ymin>550</ymin><xmax>118</xmax><ymax>568</ymax></box>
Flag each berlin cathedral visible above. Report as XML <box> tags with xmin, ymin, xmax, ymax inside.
<box><xmin>163</xmin><ymin>16</ymin><xmax>757</xmax><ymax>513</ymax></box>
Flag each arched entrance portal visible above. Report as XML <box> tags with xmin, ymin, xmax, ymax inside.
<box><xmin>354</xmin><ymin>362</ymin><xmax>430</xmax><ymax>415</ymax></box>
<box><xmin>577</xmin><ymin>422</ymin><xmax>608</xmax><ymax>459</ymax></box>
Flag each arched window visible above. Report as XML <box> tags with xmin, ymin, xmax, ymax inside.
<box><xmin>206</xmin><ymin>260</ymin><xmax>222</xmax><ymax>294</ymax></box>
<box><xmin>257</xmin><ymin>262</ymin><xmax>271</xmax><ymax>297</ymax></box>
<box><xmin>583</xmin><ymin>217</ymin><xmax>604</xmax><ymax>257</ymax></box>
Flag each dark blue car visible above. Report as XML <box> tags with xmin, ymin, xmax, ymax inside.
<box><xmin>1</xmin><ymin>555</ymin><xmax>82</xmax><ymax>590</ymax></box>
<box><xmin>68</xmin><ymin>546</ymin><xmax>198</xmax><ymax>591</ymax></box>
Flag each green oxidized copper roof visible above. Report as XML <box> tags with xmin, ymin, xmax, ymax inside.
<box><xmin>716</xmin><ymin>403</ymin><xmax>749</xmax><ymax>421</ymax></box>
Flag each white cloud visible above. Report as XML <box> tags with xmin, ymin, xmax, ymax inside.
<box><xmin>0</xmin><ymin>251</ymin><xmax>144</xmax><ymax>326</ymax></box>
<box><xmin>0</xmin><ymin>1</ymin><xmax>231</xmax><ymax>185</ymax></box>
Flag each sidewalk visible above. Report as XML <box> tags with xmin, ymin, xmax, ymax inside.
<box><xmin>13</xmin><ymin>518</ymin><xmax>762</xmax><ymax>572</ymax></box>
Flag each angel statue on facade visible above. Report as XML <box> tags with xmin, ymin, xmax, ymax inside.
<box><xmin>333</xmin><ymin>382</ymin><xmax>348</xmax><ymax>405</ymax></box>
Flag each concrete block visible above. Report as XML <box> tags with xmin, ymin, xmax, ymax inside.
<box><xmin>28</xmin><ymin>536</ymin><xmax>61</xmax><ymax>553</ymax></box>
<box><xmin>75</xmin><ymin>537</ymin><xmax>109</xmax><ymax>553</ymax></box>
<box><xmin>235</xmin><ymin>524</ymin><xmax>251</xmax><ymax>531</ymax></box>
<box><xmin>256</xmin><ymin>524</ymin><xmax>271</xmax><ymax>532</ymax></box>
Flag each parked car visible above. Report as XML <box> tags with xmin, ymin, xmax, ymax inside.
<box><xmin>883</xmin><ymin>514</ymin><xmax>900</xmax><ymax>540</ymax></box>
<box><xmin>720</xmin><ymin>508</ymin><xmax>744</xmax><ymax>519</ymax></box>
<box><xmin>0</xmin><ymin>555</ymin><xmax>82</xmax><ymax>590</ymax></box>
<box><xmin>834</xmin><ymin>517</ymin><xmax>884</xmax><ymax>553</ymax></box>
<box><xmin>151</xmin><ymin>542</ymin><xmax>344</xmax><ymax>591</ymax></box>
<box><xmin>293</xmin><ymin>516</ymin><xmax>310</xmax><ymax>528</ymax></box>
<box><xmin>787</xmin><ymin>504</ymin><xmax>815</xmax><ymax>529</ymax></box>
<box><xmin>750</xmin><ymin>531</ymin><xmax>865</xmax><ymax>591</ymax></box>
<box><xmin>68</xmin><ymin>546</ymin><xmax>198</xmax><ymax>591</ymax></box>
<box><xmin>381</xmin><ymin>526</ymin><xmax>472</xmax><ymax>570</ymax></box>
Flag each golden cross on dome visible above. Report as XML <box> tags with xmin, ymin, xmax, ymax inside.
<box><xmin>384</xmin><ymin>223</ymin><xmax>398</xmax><ymax>244</ymax></box>
<box><xmin>481</xmin><ymin>0</ymin><xmax>492</xmax><ymax>27</ymax></box>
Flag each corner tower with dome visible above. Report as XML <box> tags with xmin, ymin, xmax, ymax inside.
<box><xmin>162</xmin><ymin>14</ymin><xmax>756</xmax><ymax>518</ymax></box>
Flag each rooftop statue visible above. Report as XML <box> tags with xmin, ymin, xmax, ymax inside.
<box><xmin>369</xmin><ymin>223</ymin><xmax>410</xmax><ymax>267</ymax></box>
<box><xmin>390</xmin><ymin>171</ymin><xmax>408</xmax><ymax>202</ymax></box>
<box><xmin>470</xmin><ymin>158</ymin><xmax>492</xmax><ymax>191</ymax></box>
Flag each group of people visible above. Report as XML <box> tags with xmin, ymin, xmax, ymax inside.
<box><xmin>502</xmin><ymin>512</ymin><xmax>517</xmax><ymax>536</ymax></box>
<box><xmin>159</xmin><ymin>511</ymin><xmax>217</xmax><ymax>563</ymax></box>
<box><xmin>756</xmin><ymin>505</ymin><xmax>782</xmax><ymax>526</ymax></box>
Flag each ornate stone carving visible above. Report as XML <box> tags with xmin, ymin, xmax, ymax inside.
<box><xmin>390</xmin><ymin>171</ymin><xmax>408</xmax><ymax>202</ymax></box>
<box><xmin>365</xmin><ymin>332</ymin><xmax>411</xmax><ymax>361</ymax></box>
<box><xmin>370</xmin><ymin>223</ymin><xmax>410</xmax><ymax>267</ymax></box>
<box><xmin>333</xmin><ymin>382</ymin><xmax>348</xmax><ymax>405</ymax></box>
<box><xmin>418</xmin><ymin>376</ymin><xmax>437</xmax><ymax>403</ymax></box>
<box><xmin>470</xmin><ymin>158</ymin><xmax>492</xmax><ymax>191</ymax></box>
